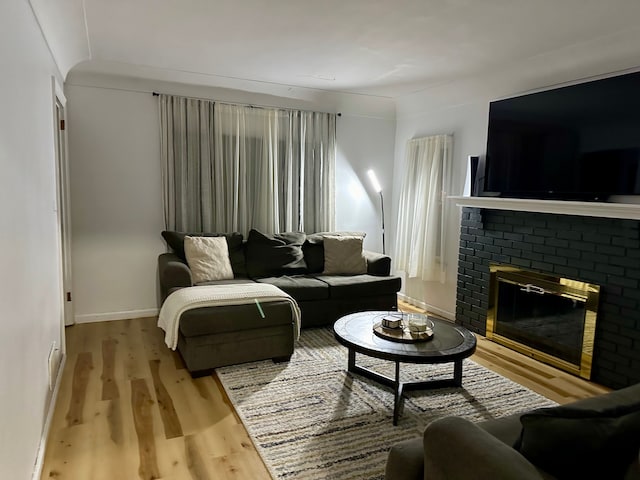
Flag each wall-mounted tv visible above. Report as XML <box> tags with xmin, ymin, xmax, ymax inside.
<box><xmin>480</xmin><ymin>71</ymin><xmax>640</xmax><ymax>201</ymax></box>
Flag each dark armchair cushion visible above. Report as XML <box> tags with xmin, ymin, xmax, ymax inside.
<box><xmin>516</xmin><ymin>403</ymin><xmax>640</xmax><ymax>480</ymax></box>
<box><xmin>245</xmin><ymin>229</ymin><xmax>307</xmax><ymax>278</ymax></box>
<box><xmin>161</xmin><ymin>231</ymin><xmax>247</xmax><ymax>277</ymax></box>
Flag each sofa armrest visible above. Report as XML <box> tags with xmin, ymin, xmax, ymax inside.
<box><xmin>385</xmin><ymin>438</ymin><xmax>424</xmax><ymax>480</ymax></box>
<box><xmin>363</xmin><ymin>250</ymin><xmax>391</xmax><ymax>276</ymax></box>
<box><xmin>159</xmin><ymin>252</ymin><xmax>193</xmax><ymax>301</ymax></box>
<box><xmin>424</xmin><ymin>417</ymin><xmax>545</xmax><ymax>480</ymax></box>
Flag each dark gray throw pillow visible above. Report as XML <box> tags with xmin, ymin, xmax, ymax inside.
<box><xmin>245</xmin><ymin>229</ymin><xmax>307</xmax><ymax>278</ymax></box>
<box><xmin>161</xmin><ymin>231</ymin><xmax>246</xmax><ymax>277</ymax></box>
<box><xmin>302</xmin><ymin>234</ymin><xmax>325</xmax><ymax>273</ymax></box>
<box><xmin>516</xmin><ymin>403</ymin><xmax>640</xmax><ymax>480</ymax></box>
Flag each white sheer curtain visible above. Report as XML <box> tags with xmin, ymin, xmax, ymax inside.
<box><xmin>395</xmin><ymin>134</ymin><xmax>453</xmax><ymax>283</ymax></box>
<box><xmin>160</xmin><ymin>95</ymin><xmax>336</xmax><ymax>235</ymax></box>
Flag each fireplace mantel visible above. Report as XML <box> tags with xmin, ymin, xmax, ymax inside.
<box><xmin>450</xmin><ymin>196</ymin><xmax>640</xmax><ymax>220</ymax></box>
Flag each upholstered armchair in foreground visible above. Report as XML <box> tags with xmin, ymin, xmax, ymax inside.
<box><xmin>386</xmin><ymin>382</ymin><xmax>640</xmax><ymax>480</ymax></box>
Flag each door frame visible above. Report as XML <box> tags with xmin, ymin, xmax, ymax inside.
<box><xmin>52</xmin><ymin>77</ymin><xmax>73</xmax><ymax>335</ymax></box>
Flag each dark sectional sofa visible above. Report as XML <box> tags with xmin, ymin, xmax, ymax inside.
<box><xmin>159</xmin><ymin>229</ymin><xmax>402</xmax><ymax>328</ymax></box>
<box><xmin>158</xmin><ymin>229</ymin><xmax>402</xmax><ymax>373</ymax></box>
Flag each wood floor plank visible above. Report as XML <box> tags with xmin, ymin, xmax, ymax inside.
<box><xmin>184</xmin><ymin>434</ymin><xmax>213</xmax><ymax>480</ymax></box>
<box><xmin>141</xmin><ymin>317</ymin><xmax>187</xmax><ymax>368</ymax></box>
<box><xmin>165</xmin><ymin>363</ymin><xmax>239</xmax><ymax>438</ymax></box>
<box><xmin>140</xmin><ymin>317</ymin><xmax>170</xmax><ymax>362</ymax></box>
<box><xmin>65</xmin><ymin>352</ymin><xmax>93</xmax><ymax>427</ymax></box>
<box><xmin>106</xmin><ymin>398</ymin><xmax>124</xmax><ymax>445</ymax></box>
<box><xmin>43</xmin><ymin>422</ymin><xmax>94</xmax><ymax>479</ymax></box>
<box><xmin>121</xmin><ymin>319</ymin><xmax>152</xmax><ymax>381</ymax></box>
<box><xmin>149</xmin><ymin>359</ymin><xmax>184</xmax><ymax>439</ymax></box>
<box><xmin>131</xmin><ymin>378</ymin><xmax>161</xmax><ymax>480</ymax></box>
<box><xmin>101</xmin><ymin>338</ymin><xmax>119</xmax><ymax>400</ymax></box>
<box><xmin>211</xmin><ymin>448</ymin><xmax>272</xmax><ymax>480</ymax></box>
<box><xmin>104</xmin><ymin>375</ymin><xmax>142</xmax><ymax>478</ymax></box>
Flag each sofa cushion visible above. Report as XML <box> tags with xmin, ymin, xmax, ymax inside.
<box><xmin>315</xmin><ymin>274</ymin><xmax>402</xmax><ymax>299</ymax></box>
<box><xmin>178</xmin><ymin>300</ymin><xmax>296</xmax><ymax>337</ymax></box>
<box><xmin>303</xmin><ymin>231</ymin><xmax>367</xmax><ymax>273</ymax></box>
<box><xmin>161</xmin><ymin>231</ymin><xmax>247</xmax><ymax>277</ymax></box>
<box><xmin>184</xmin><ymin>236</ymin><xmax>234</xmax><ymax>283</ymax></box>
<box><xmin>256</xmin><ymin>275</ymin><xmax>329</xmax><ymax>301</ymax></box>
<box><xmin>246</xmin><ymin>229</ymin><xmax>307</xmax><ymax>278</ymax></box>
<box><xmin>323</xmin><ymin>235</ymin><xmax>367</xmax><ymax>275</ymax></box>
<box><xmin>516</xmin><ymin>402</ymin><xmax>640</xmax><ymax>480</ymax></box>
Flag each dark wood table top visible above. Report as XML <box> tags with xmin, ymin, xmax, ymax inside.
<box><xmin>333</xmin><ymin>311</ymin><xmax>476</xmax><ymax>364</ymax></box>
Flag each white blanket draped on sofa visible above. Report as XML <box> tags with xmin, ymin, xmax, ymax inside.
<box><xmin>158</xmin><ymin>284</ymin><xmax>301</xmax><ymax>350</ymax></box>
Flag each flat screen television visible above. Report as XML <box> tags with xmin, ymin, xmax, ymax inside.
<box><xmin>480</xmin><ymin>71</ymin><xmax>640</xmax><ymax>201</ymax></box>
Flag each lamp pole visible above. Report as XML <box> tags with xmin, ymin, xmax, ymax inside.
<box><xmin>379</xmin><ymin>191</ymin><xmax>385</xmax><ymax>254</ymax></box>
<box><xmin>367</xmin><ymin>169</ymin><xmax>385</xmax><ymax>254</ymax></box>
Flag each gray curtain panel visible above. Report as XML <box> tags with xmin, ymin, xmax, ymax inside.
<box><xmin>160</xmin><ymin>94</ymin><xmax>335</xmax><ymax>235</ymax></box>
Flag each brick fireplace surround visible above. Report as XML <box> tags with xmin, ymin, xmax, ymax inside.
<box><xmin>456</xmin><ymin>207</ymin><xmax>640</xmax><ymax>389</ymax></box>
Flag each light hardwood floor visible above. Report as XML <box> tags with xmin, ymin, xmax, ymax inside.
<box><xmin>41</xmin><ymin>302</ymin><xmax>609</xmax><ymax>479</ymax></box>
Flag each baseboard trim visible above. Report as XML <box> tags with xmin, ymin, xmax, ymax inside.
<box><xmin>75</xmin><ymin>308</ymin><xmax>159</xmax><ymax>324</ymax></box>
<box><xmin>397</xmin><ymin>293</ymin><xmax>455</xmax><ymax>321</ymax></box>
<box><xmin>31</xmin><ymin>353</ymin><xmax>66</xmax><ymax>480</ymax></box>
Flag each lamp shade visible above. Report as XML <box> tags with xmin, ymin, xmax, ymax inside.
<box><xmin>367</xmin><ymin>169</ymin><xmax>382</xmax><ymax>193</ymax></box>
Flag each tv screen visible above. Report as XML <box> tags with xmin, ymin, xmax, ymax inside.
<box><xmin>482</xmin><ymin>71</ymin><xmax>640</xmax><ymax>201</ymax></box>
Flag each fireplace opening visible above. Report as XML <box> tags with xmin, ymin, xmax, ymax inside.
<box><xmin>487</xmin><ymin>265</ymin><xmax>600</xmax><ymax>379</ymax></box>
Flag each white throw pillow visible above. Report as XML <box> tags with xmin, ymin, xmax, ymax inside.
<box><xmin>184</xmin><ymin>236</ymin><xmax>234</xmax><ymax>284</ymax></box>
<box><xmin>322</xmin><ymin>235</ymin><xmax>367</xmax><ymax>275</ymax></box>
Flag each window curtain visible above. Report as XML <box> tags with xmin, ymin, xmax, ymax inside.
<box><xmin>159</xmin><ymin>94</ymin><xmax>336</xmax><ymax>235</ymax></box>
<box><xmin>395</xmin><ymin>134</ymin><xmax>453</xmax><ymax>283</ymax></box>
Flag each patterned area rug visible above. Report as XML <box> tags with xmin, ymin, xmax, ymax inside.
<box><xmin>216</xmin><ymin>327</ymin><xmax>556</xmax><ymax>479</ymax></box>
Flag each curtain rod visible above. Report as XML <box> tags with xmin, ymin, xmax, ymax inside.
<box><xmin>151</xmin><ymin>91</ymin><xmax>341</xmax><ymax>116</ymax></box>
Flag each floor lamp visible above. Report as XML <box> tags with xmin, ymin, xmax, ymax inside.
<box><xmin>367</xmin><ymin>169</ymin><xmax>385</xmax><ymax>254</ymax></box>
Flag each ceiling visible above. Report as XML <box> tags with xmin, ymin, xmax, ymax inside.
<box><xmin>33</xmin><ymin>0</ymin><xmax>640</xmax><ymax>98</ymax></box>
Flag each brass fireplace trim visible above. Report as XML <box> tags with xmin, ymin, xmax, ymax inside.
<box><xmin>486</xmin><ymin>264</ymin><xmax>600</xmax><ymax>379</ymax></box>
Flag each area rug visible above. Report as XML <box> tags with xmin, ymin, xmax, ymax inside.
<box><xmin>216</xmin><ymin>327</ymin><xmax>556</xmax><ymax>479</ymax></box>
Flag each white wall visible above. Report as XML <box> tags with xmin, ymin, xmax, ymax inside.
<box><xmin>392</xmin><ymin>28</ymin><xmax>640</xmax><ymax>318</ymax></box>
<box><xmin>335</xmin><ymin>114</ymin><xmax>396</xmax><ymax>253</ymax></box>
<box><xmin>66</xmin><ymin>72</ymin><xmax>396</xmax><ymax>320</ymax></box>
<box><xmin>67</xmin><ymin>86</ymin><xmax>165</xmax><ymax>322</ymax></box>
<box><xmin>0</xmin><ymin>2</ymin><xmax>65</xmax><ymax>478</ymax></box>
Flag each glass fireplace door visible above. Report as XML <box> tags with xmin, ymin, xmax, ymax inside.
<box><xmin>487</xmin><ymin>266</ymin><xmax>599</xmax><ymax>379</ymax></box>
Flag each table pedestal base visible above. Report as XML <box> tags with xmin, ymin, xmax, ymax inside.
<box><xmin>347</xmin><ymin>349</ymin><xmax>463</xmax><ymax>425</ymax></box>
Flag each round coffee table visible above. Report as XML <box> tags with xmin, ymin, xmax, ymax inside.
<box><xmin>333</xmin><ymin>311</ymin><xmax>477</xmax><ymax>425</ymax></box>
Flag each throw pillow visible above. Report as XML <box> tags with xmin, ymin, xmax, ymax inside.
<box><xmin>161</xmin><ymin>230</ymin><xmax>246</xmax><ymax>277</ymax></box>
<box><xmin>245</xmin><ymin>229</ymin><xmax>308</xmax><ymax>278</ymax></box>
<box><xmin>322</xmin><ymin>235</ymin><xmax>367</xmax><ymax>275</ymax></box>
<box><xmin>183</xmin><ymin>236</ymin><xmax>234</xmax><ymax>284</ymax></box>
<box><xmin>515</xmin><ymin>403</ymin><xmax>640</xmax><ymax>480</ymax></box>
<box><xmin>303</xmin><ymin>231</ymin><xmax>367</xmax><ymax>273</ymax></box>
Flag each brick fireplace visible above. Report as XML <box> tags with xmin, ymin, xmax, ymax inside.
<box><xmin>456</xmin><ymin>207</ymin><xmax>640</xmax><ymax>389</ymax></box>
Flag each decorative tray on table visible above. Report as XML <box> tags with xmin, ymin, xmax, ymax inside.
<box><xmin>372</xmin><ymin>313</ymin><xmax>434</xmax><ymax>343</ymax></box>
